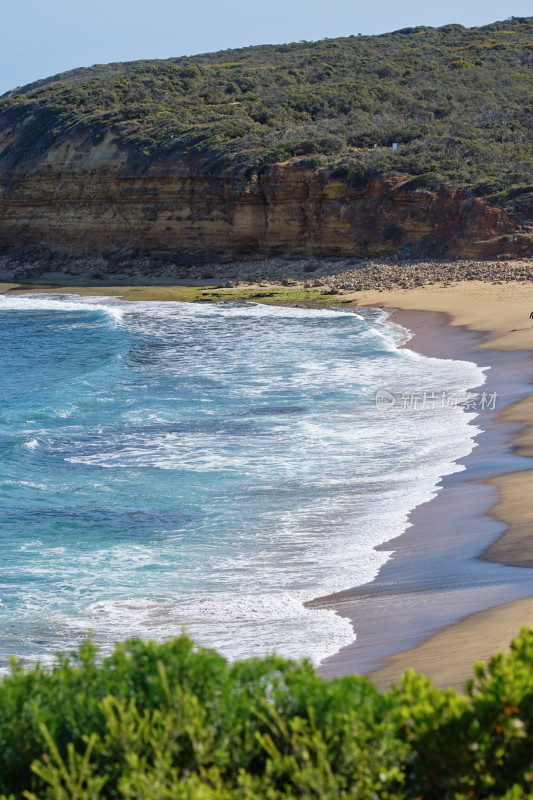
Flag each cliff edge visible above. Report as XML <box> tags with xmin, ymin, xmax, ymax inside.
<box><xmin>1</xmin><ymin>18</ymin><xmax>532</xmax><ymax>265</ymax></box>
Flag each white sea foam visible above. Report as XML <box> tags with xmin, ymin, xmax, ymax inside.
<box><xmin>132</xmin><ymin>299</ymin><xmax>358</xmax><ymax>320</ymax></box>
<box><xmin>0</xmin><ymin>295</ymin><xmax>488</xmax><ymax>668</ymax></box>
<box><xmin>0</xmin><ymin>294</ymin><xmax>124</xmax><ymax>321</ymax></box>
<box><xmin>84</xmin><ymin>593</ymin><xmax>355</xmax><ymax>665</ymax></box>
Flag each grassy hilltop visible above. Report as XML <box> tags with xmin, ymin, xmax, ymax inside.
<box><xmin>0</xmin><ymin>17</ymin><xmax>532</xmax><ymax>221</ymax></box>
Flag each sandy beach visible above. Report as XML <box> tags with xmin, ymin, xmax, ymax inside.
<box><xmin>352</xmin><ymin>282</ymin><xmax>533</xmax><ymax>690</ymax></box>
<box><xmin>3</xmin><ymin>276</ymin><xmax>533</xmax><ymax>691</ymax></box>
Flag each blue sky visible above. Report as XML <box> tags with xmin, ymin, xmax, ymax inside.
<box><xmin>2</xmin><ymin>0</ymin><xmax>532</xmax><ymax>95</ymax></box>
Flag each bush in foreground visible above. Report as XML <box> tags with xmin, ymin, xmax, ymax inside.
<box><xmin>1</xmin><ymin>630</ymin><xmax>533</xmax><ymax>799</ymax></box>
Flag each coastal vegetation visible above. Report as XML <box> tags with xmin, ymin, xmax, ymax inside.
<box><xmin>2</xmin><ymin>630</ymin><xmax>533</xmax><ymax>798</ymax></box>
<box><xmin>134</xmin><ymin>284</ymin><xmax>353</xmax><ymax>305</ymax></box>
<box><xmin>0</xmin><ymin>17</ymin><xmax>532</xmax><ymax>220</ymax></box>
<box><xmin>2</xmin><ymin>283</ymin><xmax>355</xmax><ymax>306</ymax></box>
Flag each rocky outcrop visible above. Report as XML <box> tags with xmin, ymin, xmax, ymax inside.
<box><xmin>0</xmin><ymin>139</ymin><xmax>530</xmax><ymax>264</ymax></box>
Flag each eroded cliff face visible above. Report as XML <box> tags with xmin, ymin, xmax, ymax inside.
<box><xmin>0</xmin><ymin>137</ymin><xmax>529</xmax><ymax>263</ymax></box>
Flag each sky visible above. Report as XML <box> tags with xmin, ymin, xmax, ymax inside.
<box><xmin>2</xmin><ymin>0</ymin><xmax>532</xmax><ymax>96</ymax></box>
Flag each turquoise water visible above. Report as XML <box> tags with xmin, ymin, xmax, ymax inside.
<box><xmin>0</xmin><ymin>294</ymin><xmax>485</xmax><ymax>667</ymax></box>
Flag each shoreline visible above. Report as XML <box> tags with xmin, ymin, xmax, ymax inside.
<box><xmin>3</xmin><ymin>278</ymin><xmax>533</xmax><ymax>690</ymax></box>
<box><xmin>315</xmin><ymin>304</ymin><xmax>533</xmax><ymax>689</ymax></box>
<box><xmin>343</xmin><ymin>284</ymin><xmax>533</xmax><ymax>690</ymax></box>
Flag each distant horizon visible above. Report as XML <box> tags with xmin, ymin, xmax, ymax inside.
<box><xmin>2</xmin><ymin>0</ymin><xmax>532</xmax><ymax>96</ymax></box>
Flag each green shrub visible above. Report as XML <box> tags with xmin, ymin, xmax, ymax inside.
<box><xmin>450</xmin><ymin>59</ymin><xmax>472</xmax><ymax>69</ymax></box>
<box><xmin>2</xmin><ymin>629</ymin><xmax>533</xmax><ymax>797</ymax></box>
<box><xmin>400</xmin><ymin>173</ymin><xmax>436</xmax><ymax>191</ymax></box>
<box><xmin>0</xmin><ymin>635</ymin><xmax>405</xmax><ymax>799</ymax></box>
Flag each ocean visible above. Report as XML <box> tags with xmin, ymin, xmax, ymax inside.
<box><xmin>0</xmin><ymin>294</ymin><xmax>486</xmax><ymax>668</ymax></box>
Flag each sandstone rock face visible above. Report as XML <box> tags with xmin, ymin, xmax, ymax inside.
<box><xmin>0</xmin><ymin>144</ymin><xmax>529</xmax><ymax>262</ymax></box>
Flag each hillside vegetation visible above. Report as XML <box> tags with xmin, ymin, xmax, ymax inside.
<box><xmin>0</xmin><ymin>17</ymin><xmax>532</xmax><ymax>220</ymax></box>
<box><xmin>2</xmin><ymin>631</ymin><xmax>533</xmax><ymax>798</ymax></box>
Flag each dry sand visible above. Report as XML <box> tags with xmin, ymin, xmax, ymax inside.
<box><xmin>358</xmin><ymin>280</ymin><xmax>533</xmax><ymax>352</ymax></box>
<box><xmin>368</xmin><ymin>596</ymin><xmax>533</xmax><ymax>692</ymax></box>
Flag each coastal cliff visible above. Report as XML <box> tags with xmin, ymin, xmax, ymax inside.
<box><xmin>1</xmin><ymin>17</ymin><xmax>532</xmax><ymax>266</ymax></box>
<box><xmin>0</xmin><ymin>152</ymin><xmax>529</xmax><ymax>265</ymax></box>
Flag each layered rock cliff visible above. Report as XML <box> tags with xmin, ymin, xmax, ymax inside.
<box><xmin>1</xmin><ymin>19</ymin><xmax>533</xmax><ymax>266</ymax></box>
<box><xmin>0</xmin><ymin>144</ymin><xmax>530</xmax><ymax>265</ymax></box>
